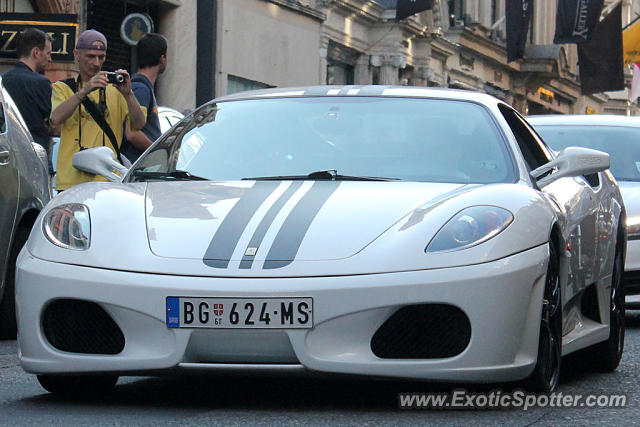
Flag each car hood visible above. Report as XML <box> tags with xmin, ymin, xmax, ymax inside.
<box><xmin>145</xmin><ymin>180</ymin><xmax>466</xmax><ymax>266</ymax></box>
<box><xmin>29</xmin><ymin>181</ymin><xmax>554</xmax><ymax>276</ymax></box>
<box><xmin>619</xmin><ymin>181</ymin><xmax>640</xmax><ymax>218</ymax></box>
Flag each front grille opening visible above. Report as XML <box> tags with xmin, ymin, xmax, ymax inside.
<box><xmin>371</xmin><ymin>304</ymin><xmax>471</xmax><ymax>359</ymax></box>
<box><xmin>42</xmin><ymin>299</ymin><xmax>125</xmax><ymax>355</ymax></box>
<box><xmin>581</xmin><ymin>283</ymin><xmax>601</xmax><ymax>323</ymax></box>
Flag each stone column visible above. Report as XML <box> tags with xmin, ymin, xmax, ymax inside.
<box><xmin>354</xmin><ymin>54</ymin><xmax>371</xmax><ymax>85</ymax></box>
<box><xmin>319</xmin><ymin>36</ymin><xmax>329</xmax><ymax>85</ymax></box>
<box><xmin>370</xmin><ymin>54</ymin><xmax>406</xmax><ymax>85</ymax></box>
<box><xmin>410</xmin><ymin>37</ymin><xmax>433</xmax><ymax>86</ymax></box>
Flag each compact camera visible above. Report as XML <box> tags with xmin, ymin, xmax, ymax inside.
<box><xmin>106</xmin><ymin>72</ymin><xmax>126</xmax><ymax>84</ymax></box>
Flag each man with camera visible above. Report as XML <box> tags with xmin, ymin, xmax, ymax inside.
<box><xmin>49</xmin><ymin>29</ymin><xmax>146</xmax><ymax>191</ymax></box>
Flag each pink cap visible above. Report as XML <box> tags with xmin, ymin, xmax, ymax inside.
<box><xmin>75</xmin><ymin>29</ymin><xmax>107</xmax><ymax>51</ymax></box>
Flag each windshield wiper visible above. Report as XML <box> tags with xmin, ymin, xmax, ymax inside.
<box><xmin>243</xmin><ymin>170</ymin><xmax>399</xmax><ymax>181</ymax></box>
<box><xmin>129</xmin><ymin>170</ymin><xmax>209</xmax><ymax>182</ymax></box>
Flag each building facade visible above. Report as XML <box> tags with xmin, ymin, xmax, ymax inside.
<box><xmin>1</xmin><ymin>0</ymin><xmax>638</xmax><ymax>115</ymax></box>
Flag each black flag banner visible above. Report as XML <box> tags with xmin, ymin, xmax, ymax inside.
<box><xmin>578</xmin><ymin>3</ymin><xmax>624</xmax><ymax>94</ymax></box>
<box><xmin>506</xmin><ymin>0</ymin><xmax>533</xmax><ymax>62</ymax></box>
<box><xmin>396</xmin><ymin>0</ymin><xmax>434</xmax><ymax>21</ymax></box>
<box><xmin>554</xmin><ymin>0</ymin><xmax>604</xmax><ymax>44</ymax></box>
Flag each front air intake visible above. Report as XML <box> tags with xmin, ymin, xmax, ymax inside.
<box><xmin>42</xmin><ymin>299</ymin><xmax>125</xmax><ymax>355</ymax></box>
<box><xmin>371</xmin><ymin>304</ymin><xmax>471</xmax><ymax>359</ymax></box>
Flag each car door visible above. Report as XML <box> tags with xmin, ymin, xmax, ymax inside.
<box><xmin>0</xmin><ymin>95</ymin><xmax>19</xmax><ymax>296</ymax></box>
<box><xmin>499</xmin><ymin>105</ymin><xmax>599</xmax><ymax>305</ymax></box>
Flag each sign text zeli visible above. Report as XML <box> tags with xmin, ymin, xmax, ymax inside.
<box><xmin>0</xmin><ymin>14</ymin><xmax>77</xmax><ymax>61</ymax></box>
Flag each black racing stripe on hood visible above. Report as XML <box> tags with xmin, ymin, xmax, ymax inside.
<box><xmin>203</xmin><ymin>181</ymin><xmax>280</xmax><ymax>268</ymax></box>
<box><xmin>263</xmin><ymin>181</ymin><xmax>340</xmax><ymax>269</ymax></box>
<box><xmin>239</xmin><ymin>181</ymin><xmax>304</xmax><ymax>269</ymax></box>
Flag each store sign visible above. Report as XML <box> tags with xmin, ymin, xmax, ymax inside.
<box><xmin>120</xmin><ymin>13</ymin><xmax>154</xmax><ymax>46</ymax></box>
<box><xmin>0</xmin><ymin>14</ymin><xmax>77</xmax><ymax>61</ymax></box>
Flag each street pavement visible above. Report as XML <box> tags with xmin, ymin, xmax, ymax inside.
<box><xmin>2</xmin><ymin>314</ymin><xmax>640</xmax><ymax>426</ymax></box>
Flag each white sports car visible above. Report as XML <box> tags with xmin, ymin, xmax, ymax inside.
<box><xmin>17</xmin><ymin>86</ymin><xmax>625</xmax><ymax>396</ymax></box>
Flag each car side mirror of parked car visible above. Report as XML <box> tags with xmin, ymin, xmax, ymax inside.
<box><xmin>530</xmin><ymin>146</ymin><xmax>610</xmax><ymax>188</ymax></box>
<box><xmin>72</xmin><ymin>146</ymin><xmax>129</xmax><ymax>182</ymax></box>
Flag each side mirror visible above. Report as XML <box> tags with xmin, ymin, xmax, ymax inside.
<box><xmin>531</xmin><ymin>146</ymin><xmax>610</xmax><ymax>187</ymax></box>
<box><xmin>72</xmin><ymin>146</ymin><xmax>129</xmax><ymax>182</ymax></box>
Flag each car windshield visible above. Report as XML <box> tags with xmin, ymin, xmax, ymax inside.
<box><xmin>534</xmin><ymin>125</ymin><xmax>640</xmax><ymax>182</ymax></box>
<box><xmin>128</xmin><ymin>96</ymin><xmax>515</xmax><ymax>184</ymax></box>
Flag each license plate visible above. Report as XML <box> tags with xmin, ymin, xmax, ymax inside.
<box><xmin>166</xmin><ymin>297</ymin><xmax>313</xmax><ymax>329</ymax></box>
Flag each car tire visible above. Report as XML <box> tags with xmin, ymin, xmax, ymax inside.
<box><xmin>526</xmin><ymin>240</ymin><xmax>562</xmax><ymax>392</ymax></box>
<box><xmin>584</xmin><ymin>226</ymin><xmax>625</xmax><ymax>372</ymax></box>
<box><xmin>37</xmin><ymin>374</ymin><xmax>119</xmax><ymax>396</ymax></box>
<box><xmin>0</xmin><ymin>227</ymin><xmax>29</xmax><ymax>340</ymax></box>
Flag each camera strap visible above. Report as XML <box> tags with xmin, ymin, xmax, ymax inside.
<box><xmin>61</xmin><ymin>77</ymin><xmax>122</xmax><ymax>163</ymax></box>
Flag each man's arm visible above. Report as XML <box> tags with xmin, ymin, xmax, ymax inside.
<box><xmin>125</xmin><ymin>125</ymin><xmax>154</xmax><ymax>151</ymax></box>
<box><xmin>50</xmin><ymin>73</ymin><xmax>109</xmax><ymax>127</ymax></box>
<box><xmin>34</xmin><ymin>78</ymin><xmax>53</xmax><ymax>134</ymax></box>
<box><xmin>113</xmin><ymin>69</ymin><xmax>145</xmax><ymax>130</ymax></box>
<box><xmin>123</xmin><ymin>91</ymin><xmax>145</xmax><ymax>130</ymax></box>
<box><xmin>124</xmin><ymin>82</ymin><xmax>153</xmax><ymax>151</ymax></box>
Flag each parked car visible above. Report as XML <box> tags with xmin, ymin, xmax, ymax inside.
<box><xmin>157</xmin><ymin>106</ymin><xmax>184</xmax><ymax>133</ymax></box>
<box><xmin>528</xmin><ymin>115</ymin><xmax>640</xmax><ymax>303</ymax></box>
<box><xmin>17</xmin><ymin>86</ymin><xmax>625</xmax><ymax>396</ymax></box>
<box><xmin>0</xmin><ymin>77</ymin><xmax>50</xmax><ymax>339</ymax></box>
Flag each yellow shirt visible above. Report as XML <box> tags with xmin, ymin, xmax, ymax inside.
<box><xmin>51</xmin><ymin>81</ymin><xmax>146</xmax><ymax>190</ymax></box>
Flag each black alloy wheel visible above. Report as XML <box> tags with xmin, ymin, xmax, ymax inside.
<box><xmin>526</xmin><ymin>241</ymin><xmax>562</xmax><ymax>392</ymax></box>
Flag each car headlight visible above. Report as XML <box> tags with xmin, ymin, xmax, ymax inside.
<box><xmin>627</xmin><ymin>216</ymin><xmax>640</xmax><ymax>239</ymax></box>
<box><xmin>426</xmin><ymin>206</ymin><xmax>513</xmax><ymax>253</ymax></box>
<box><xmin>43</xmin><ymin>204</ymin><xmax>91</xmax><ymax>250</ymax></box>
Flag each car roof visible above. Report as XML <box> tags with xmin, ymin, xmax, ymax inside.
<box><xmin>212</xmin><ymin>85</ymin><xmax>504</xmax><ymax>106</ymax></box>
<box><xmin>527</xmin><ymin>114</ymin><xmax>640</xmax><ymax>128</ymax></box>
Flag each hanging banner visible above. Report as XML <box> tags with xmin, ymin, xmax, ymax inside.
<box><xmin>623</xmin><ymin>18</ymin><xmax>640</xmax><ymax>63</ymax></box>
<box><xmin>0</xmin><ymin>13</ymin><xmax>77</xmax><ymax>61</ymax></box>
<box><xmin>578</xmin><ymin>3</ymin><xmax>624</xmax><ymax>94</ymax></box>
<box><xmin>506</xmin><ymin>0</ymin><xmax>533</xmax><ymax>62</ymax></box>
<box><xmin>396</xmin><ymin>0</ymin><xmax>434</xmax><ymax>21</ymax></box>
<box><xmin>554</xmin><ymin>0</ymin><xmax>604</xmax><ymax>44</ymax></box>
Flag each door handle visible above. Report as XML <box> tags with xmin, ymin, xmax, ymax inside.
<box><xmin>0</xmin><ymin>150</ymin><xmax>9</xmax><ymax>166</ymax></box>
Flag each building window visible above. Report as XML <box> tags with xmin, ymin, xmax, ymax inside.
<box><xmin>1</xmin><ymin>0</ymin><xmax>15</xmax><ymax>12</ymax></box>
<box><xmin>227</xmin><ymin>75</ymin><xmax>271</xmax><ymax>95</ymax></box>
<box><xmin>327</xmin><ymin>62</ymin><xmax>354</xmax><ymax>85</ymax></box>
<box><xmin>326</xmin><ymin>40</ymin><xmax>358</xmax><ymax>85</ymax></box>
<box><xmin>372</xmin><ymin>66</ymin><xmax>380</xmax><ymax>85</ymax></box>
<box><xmin>528</xmin><ymin>2</ymin><xmax>535</xmax><ymax>43</ymax></box>
<box><xmin>448</xmin><ymin>0</ymin><xmax>465</xmax><ymax>26</ymax></box>
<box><xmin>491</xmin><ymin>0</ymin><xmax>498</xmax><ymax>24</ymax></box>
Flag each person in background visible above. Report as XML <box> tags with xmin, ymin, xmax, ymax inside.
<box><xmin>49</xmin><ymin>29</ymin><xmax>145</xmax><ymax>191</ymax></box>
<box><xmin>122</xmin><ymin>32</ymin><xmax>168</xmax><ymax>163</ymax></box>
<box><xmin>2</xmin><ymin>28</ymin><xmax>53</xmax><ymax>172</ymax></box>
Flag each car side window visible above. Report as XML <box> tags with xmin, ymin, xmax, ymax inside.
<box><xmin>498</xmin><ymin>104</ymin><xmax>551</xmax><ymax>171</ymax></box>
<box><xmin>0</xmin><ymin>102</ymin><xmax>6</xmax><ymax>134</ymax></box>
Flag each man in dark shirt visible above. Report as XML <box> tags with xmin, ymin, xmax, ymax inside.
<box><xmin>122</xmin><ymin>33</ymin><xmax>168</xmax><ymax>163</ymax></box>
<box><xmin>2</xmin><ymin>28</ymin><xmax>52</xmax><ymax>170</ymax></box>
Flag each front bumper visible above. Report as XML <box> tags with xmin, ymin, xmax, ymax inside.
<box><xmin>17</xmin><ymin>245</ymin><xmax>548</xmax><ymax>383</ymax></box>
